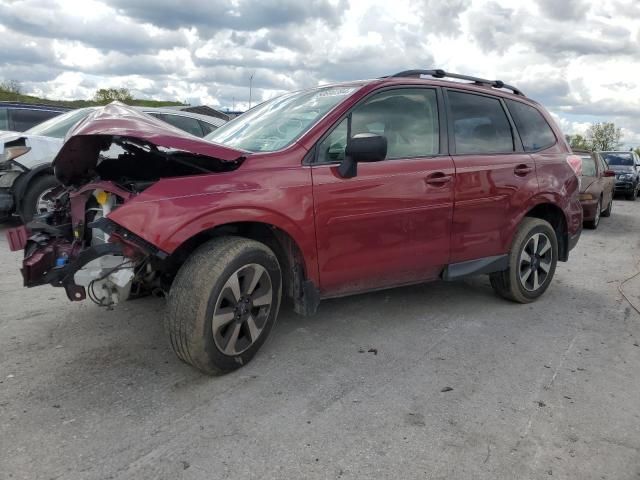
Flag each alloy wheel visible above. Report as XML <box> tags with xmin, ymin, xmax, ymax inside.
<box><xmin>212</xmin><ymin>263</ymin><xmax>273</xmax><ymax>356</ymax></box>
<box><xmin>518</xmin><ymin>232</ymin><xmax>553</xmax><ymax>292</ymax></box>
<box><xmin>35</xmin><ymin>187</ymin><xmax>57</xmax><ymax>214</ymax></box>
<box><xmin>594</xmin><ymin>199</ymin><xmax>601</xmax><ymax>226</ymax></box>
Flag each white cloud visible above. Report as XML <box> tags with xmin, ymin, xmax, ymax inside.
<box><xmin>0</xmin><ymin>0</ymin><xmax>639</xmax><ymax>145</ymax></box>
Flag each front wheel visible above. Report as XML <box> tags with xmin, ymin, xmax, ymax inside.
<box><xmin>584</xmin><ymin>198</ymin><xmax>601</xmax><ymax>229</ymax></box>
<box><xmin>166</xmin><ymin>237</ymin><xmax>282</xmax><ymax>375</ymax></box>
<box><xmin>490</xmin><ymin>218</ymin><xmax>558</xmax><ymax>303</ymax></box>
<box><xmin>601</xmin><ymin>196</ymin><xmax>613</xmax><ymax>217</ymax></box>
<box><xmin>19</xmin><ymin>174</ymin><xmax>60</xmax><ymax>223</ymax></box>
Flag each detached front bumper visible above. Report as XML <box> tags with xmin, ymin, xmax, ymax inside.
<box><xmin>6</xmin><ymin>216</ymin><xmax>164</xmax><ymax>303</ymax></box>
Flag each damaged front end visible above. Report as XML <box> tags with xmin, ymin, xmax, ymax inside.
<box><xmin>6</xmin><ymin>103</ymin><xmax>246</xmax><ymax>306</ymax></box>
<box><xmin>13</xmin><ymin>180</ymin><xmax>165</xmax><ymax>305</ymax></box>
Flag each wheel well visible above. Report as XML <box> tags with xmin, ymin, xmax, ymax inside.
<box><xmin>163</xmin><ymin>222</ymin><xmax>319</xmax><ymax>315</ymax></box>
<box><xmin>525</xmin><ymin>203</ymin><xmax>569</xmax><ymax>261</ymax></box>
<box><xmin>13</xmin><ymin>166</ymin><xmax>55</xmax><ymax>212</ymax></box>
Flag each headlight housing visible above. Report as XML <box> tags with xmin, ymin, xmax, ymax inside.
<box><xmin>0</xmin><ymin>145</ymin><xmax>31</xmax><ymax>164</ymax></box>
<box><xmin>619</xmin><ymin>173</ymin><xmax>634</xmax><ymax>180</ymax></box>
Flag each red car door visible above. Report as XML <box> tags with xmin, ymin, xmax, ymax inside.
<box><xmin>445</xmin><ymin>90</ymin><xmax>539</xmax><ymax>263</ymax></box>
<box><xmin>311</xmin><ymin>88</ymin><xmax>455</xmax><ymax>297</ymax></box>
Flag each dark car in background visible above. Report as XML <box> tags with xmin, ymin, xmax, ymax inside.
<box><xmin>599</xmin><ymin>151</ymin><xmax>640</xmax><ymax>200</ymax></box>
<box><xmin>575</xmin><ymin>150</ymin><xmax>615</xmax><ymax>229</ymax></box>
<box><xmin>0</xmin><ymin>103</ymin><xmax>70</xmax><ymax>132</ymax></box>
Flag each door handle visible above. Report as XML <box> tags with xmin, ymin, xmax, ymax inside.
<box><xmin>425</xmin><ymin>173</ymin><xmax>453</xmax><ymax>186</ymax></box>
<box><xmin>514</xmin><ymin>164</ymin><xmax>533</xmax><ymax>176</ymax></box>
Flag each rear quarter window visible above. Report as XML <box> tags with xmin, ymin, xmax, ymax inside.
<box><xmin>0</xmin><ymin>108</ymin><xmax>8</xmax><ymax>130</ymax></box>
<box><xmin>580</xmin><ymin>155</ymin><xmax>597</xmax><ymax>176</ymax></box>
<box><xmin>158</xmin><ymin>114</ymin><xmax>204</xmax><ymax>137</ymax></box>
<box><xmin>506</xmin><ymin>100</ymin><xmax>556</xmax><ymax>151</ymax></box>
<box><xmin>199</xmin><ymin>120</ymin><xmax>217</xmax><ymax>136</ymax></box>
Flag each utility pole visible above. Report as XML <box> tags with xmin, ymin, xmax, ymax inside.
<box><xmin>249</xmin><ymin>73</ymin><xmax>254</xmax><ymax>109</ymax></box>
<box><xmin>232</xmin><ymin>96</ymin><xmax>235</xmax><ymax>111</ymax></box>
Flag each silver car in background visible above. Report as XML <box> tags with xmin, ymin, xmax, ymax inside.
<box><xmin>0</xmin><ymin>105</ymin><xmax>226</xmax><ymax>221</ymax></box>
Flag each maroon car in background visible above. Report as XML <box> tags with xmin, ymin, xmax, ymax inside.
<box><xmin>6</xmin><ymin>69</ymin><xmax>583</xmax><ymax>375</ymax></box>
<box><xmin>575</xmin><ymin>150</ymin><xmax>615</xmax><ymax>229</ymax></box>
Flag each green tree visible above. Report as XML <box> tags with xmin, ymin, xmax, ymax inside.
<box><xmin>634</xmin><ymin>147</ymin><xmax>640</xmax><ymax>157</ymax></box>
<box><xmin>586</xmin><ymin>122</ymin><xmax>623</xmax><ymax>151</ymax></box>
<box><xmin>567</xmin><ymin>133</ymin><xmax>591</xmax><ymax>151</ymax></box>
<box><xmin>0</xmin><ymin>79</ymin><xmax>22</xmax><ymax>94</ymax></box>
<box><xmin>93</xmin><ymin>88</ymin><xmax>134</xmax><ymax>105</ymax></box>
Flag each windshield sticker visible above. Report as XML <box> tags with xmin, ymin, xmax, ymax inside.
<box><xmin>314</xmin><ymin>87</ymin><xmax>355</xmax><ymax>98</ymax></box>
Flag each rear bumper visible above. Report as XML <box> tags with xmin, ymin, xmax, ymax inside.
<box><xmin>615</xmin><ymin>181</ymin><xmax>636</xmax><ymax>194</ymax></box>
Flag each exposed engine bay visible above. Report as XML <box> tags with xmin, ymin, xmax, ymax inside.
<box><xmin>10</xmin><ymin>134</ymin><xmax>243</xmax><ymax>307</ymax></box>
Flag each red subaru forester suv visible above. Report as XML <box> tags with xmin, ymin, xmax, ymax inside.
<box><xmin>7</xmin><ymin>70</ymin><xmax>583</xmax><ymax>375</ymax></box>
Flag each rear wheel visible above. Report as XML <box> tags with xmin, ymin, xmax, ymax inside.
<box><xmin>166</xmin><ymin>237</ymin><xmax>282</xmax><ymax>375</ymax></box>
<box><xmin>490</xmin><ymin>218</ymin><xmax>558</xmax><ymax>303</ymax></box>
<box><xmin>584</xmin><ymin>198</ymin><xmax>601</xmax><ymax>229</ymax></box>
<box><xmin>19</xmin><ymin>174</ymin><xmax>60</xmax><ymax>223</ymax></box>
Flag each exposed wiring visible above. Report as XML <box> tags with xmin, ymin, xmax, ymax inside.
<box><xmin>86</xmin><ymin>257</ymin><xmax>150</xmax><ymax>307</ymax></box>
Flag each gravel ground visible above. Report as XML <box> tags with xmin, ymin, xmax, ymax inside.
<box><xmin>1</xmin><ymin>200</ymin><xmax>639</xmax><ymax>480</ymax></box>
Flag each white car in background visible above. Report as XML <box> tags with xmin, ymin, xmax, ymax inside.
<box><xmin>0</xmin><ymin>106</ymin><xmax>226</xmax><ymax>221</ymax></box>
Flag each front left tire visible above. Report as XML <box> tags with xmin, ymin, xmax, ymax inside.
<box><xmin>19</xmin><ymin>174</ymin><xmax>60</xmax><ymax>223</ymax></box>
<box><xmin>166</xmin><ymin>237</ymin><xmax>282</xmax><ymax>375</ymax></box>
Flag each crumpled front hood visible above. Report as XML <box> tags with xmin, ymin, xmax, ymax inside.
<box><xmin>53</xmin><ymin>102</ymin><xmax>248</xmax><ymax>185</ymax></box>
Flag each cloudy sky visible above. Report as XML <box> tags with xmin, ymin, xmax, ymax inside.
<box><xmin>1</xmin><ymin>0</ymin><xmax>639</xmax><ymax>146</ymax></box>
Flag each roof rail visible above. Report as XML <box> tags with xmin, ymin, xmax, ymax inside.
<box><xmin>388</xmin><ymin>69</ymin><xmax>524</xmax><ymax>96</ymax></box>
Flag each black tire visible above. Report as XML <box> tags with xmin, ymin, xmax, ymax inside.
<box><xmin>584</xmin><ymin>198</ymin><xmax>601</xmax><ymax>229</ymax></box>
<box><xmin>490</xmin><ymin>218</ymin><xmax>558</xmax><ymax>304</ymax></box>
<box><xmin>19</xmin><ymin>174</ymin><xmax>60</xmax><ymax>223</ymax></box>
<box><xmin>601</xmin><ymin>195</ymin><xmax>612</xmax><ymax>217</ymax></box>
<box><xmin>627</xmin><ymin>183</ymin><xmax>638</xmax><ymax>201</ymax></box>
<box><xmin>166</xmin><ymin>237</ymin><xmax>282</xmax><ymax>375</ymax></box>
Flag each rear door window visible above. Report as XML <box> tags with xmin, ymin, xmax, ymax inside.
<box><xmin>447</xmin><ymin>91</ymin><xmax>514</xmax><ymax>154</ymax></box>
<box><xmin>505</xmin><ymin>99</ymin><xmax>556</xmax><ymax>151</ymax></box>
<box><xmin>9</xmin><ymin>109</ymin><xmax>60</xmax><ymax>131</ymax></box>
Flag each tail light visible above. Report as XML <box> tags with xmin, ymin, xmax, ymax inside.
<box><xmin>566</xmin><ymin>154</ymin><xmax>582</xmax><ymax>190</ymax></box>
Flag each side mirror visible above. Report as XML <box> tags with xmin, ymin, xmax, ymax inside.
<box><xmin>603</xmin><ymin>170</ymin><xmax>616</xmax><ymax>177</ymax></box>
<box><xmin>337</xmin><ymin>133</ymin><xmax>387</xmax><ymax>179</ymax></box>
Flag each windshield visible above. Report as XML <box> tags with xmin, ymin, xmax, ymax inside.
<box><xmin>602</xmin><ymin>152</ymin><xmax>633</xmax><ymax>166</ymax></box>
<box><xmin>206</xmin><ymin>86</ymin><xmax>360</xmax><ymax>152</ymax></box>
<box><xmin>25</xmin><ymin>108</ymin><xmax>93</xmax><ymax>138</ymax></box>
